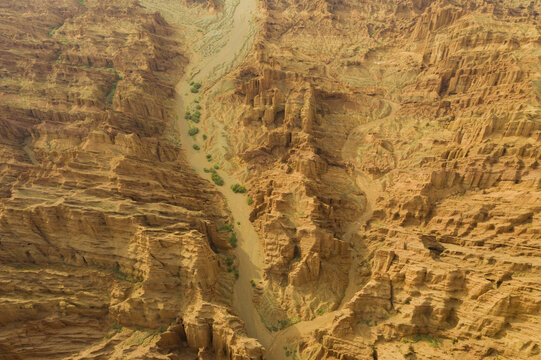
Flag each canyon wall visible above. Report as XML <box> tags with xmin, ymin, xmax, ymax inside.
<box><xmin>0</xmin><ymin>0</ymin><xmax>262</xmax><ymax>359</ymax></box>
<box><xmin>200</xmin><ymin>0</ymin><xmax>541</xmax><ymax>358</ymax></box>
<box><xmin>1</xmin><ymin>0</ymin><xmax>540</xmax><ymax>359</ymax></box>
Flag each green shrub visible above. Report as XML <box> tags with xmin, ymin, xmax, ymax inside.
<box><xmin>188</xmin><ymin>127</ymin><xmax>199</xmax><ymax>136</ymax></box>
<box><xmin>193</xmin><ymin>144</ymin><xmax>200</xmax><ymax>150</ymax></box>
<box><xmin>48</xmin><ymin>26</ymin><xmax>60</xmax><ymax>37</ymax></box>
<box><xmin>194</xmin><ymin>98</ymin><xmax>199</xmax><ymax>103</ymax></box>
<box><xmin>219</xmin><ymin>223</ymin><xmax>234</xmax><ymax>232</ymax></box>
<box><xmin>228</xmin><ymin>233</ymin><xmax>237</xmax><ymax>248</ymax></box>
<box><xmin>285</xmin><ymin>347</ymin><xmax>292</xmax><ymax>357</ymax></box>
<box><xmin>77</xmin><ymin>0</ymin><xmax>86</xmax><ymax>6</ymax></box>
<box><xmin>278</xmin><ymin>319</ymin><xmax>291</xmax><ymax>330</ymax></box>
<box><xmin>105</xmin><ymin>323</ymin><xmax>123</xmax><ymax>339</ymax></box>
<box><xmin>203</xmin><ymin>168</ymin><xmax>210</xmax><ymax>173</ymax></box>
<box><xmin>211</xmin><ymin>173</ymin><xmax>224</xmax><ymax>186</ymax></box>
<box><xmin>195</xmin><ymin>104</ymin><xmax>202</xmax><ymax>110</ymax></box>
<box><xmin>225</xmin><ymin>257</ymin><xmax>234</xmax><ymax>267</ymax></box>
<box><xmin>402</xmin><ymin>335</ymin><xmax>441</xmax><ymax>348</ymax></box>
<box><xmin>231</xmin><ymin>184</ymin><xmax>247</xmax><ymax>193</ymax></box>
<box><xmin>213</xmin><ymin>164</ymin><xmax>219</xmax><ymax>170</ymax></box>
<box><xmin>247</xmin><ymin>196</ymin><xmax>253</xmax><ymax>205</ymax></box>
<box><xmin>190</xmin><ymin>83</ymin><xmax>202</xmax><ymax>93</ymax></box>
<box><xmin>250</xmin><ymin>279</ymin><xmax>256</xmax><ymax>287</ymax></box>
<box><xmin>202</xmin><ymin>134</ymin><xmax>207</xmax><ymax>140</ymax></box>
<box><xmin>191</xmin><ymin>111</ymin><xmax>201</xmax><ymax>122</ymax></box>
<box><xmin>185</xmin><ymin>111</ymin><xmax>191</xmax><ymax>120</ymax></box>
<box><xmin>189</xmin><ymin>81</ymin><xmax>194</xmax><ymax>86</ymax></box>
<box><xmin>48</xmin><ymin>29</ymin><xmax>55</xmax><ymax>38</ymax></box>
<box><xmin>106</xmin><ymin>81</ymin><xmax>118</xmax><ymax>105</ymax></box>
<box><xmin>233</xmin><ymin>268</ymin><xmax>239</xmax><ymax>279</ymax></box>
<box><xmin>191</xmin><ymin>112</ymin><xmax>200</xmax><ymax>123</ymax></box>
<box><xmin>226</xmin><ymin>263</ymin><xmax>236</xmax><ymax>274</ymax></box>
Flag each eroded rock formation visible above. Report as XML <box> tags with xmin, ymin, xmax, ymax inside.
<box><xmin>0</xmin><ymin>0</ymin><xmax>262</xmax><ymax>358</ymax></box>
<box><xmin>1</xmin><ymin>0</ymin><xmax>540</xmax><ymax>359</ymax></box>
<box><xmin>199</xmin><ymin>0</ymin><xmax>541</xmax><ymax>358</ymax></box>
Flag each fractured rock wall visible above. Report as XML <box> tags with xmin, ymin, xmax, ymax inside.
<box><xmin>199</xmin><ymin>0</ymin><xmax>541</xmax><ymax>358</ymax></box>
<box><xmin>0</xmin><ymin>0</ymin><xmax>262</xmax><ymax>359</ymax></box>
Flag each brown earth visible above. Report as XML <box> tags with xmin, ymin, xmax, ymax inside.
<box><xmin>0</xmin><ymin>0</ymin><xmax>262</xmax><ymax>359</ymax></box>
<box><xmin>199</xmin><ymin>0</ymin><xmax>541</xmax><ymax>359</ymax></box>
<box><xmin>1</xmin><ymin>0</ymin><xmax>540</xmax><ymax>359</ymax></box>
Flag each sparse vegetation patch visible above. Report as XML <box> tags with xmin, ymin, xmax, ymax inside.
<box><xmin>211</xmin><ymin>172</ymin><xmax>224</xmax><ymax>186</ymax></box>
<box><xmin>48</xmin><ymin>25</ymin><xmax>61</xmax><ymax>37</ymax></box>
<box><xmin>190</xmin><ymin>82</ymin><xmax>202</xmax><ymax>93</ymax></box>
<box><xmin>231</xmin><ymin>183</ymin><xmax>247</xmax><ymax>193</ymax></box>
<box><xmin>105</xmin><ymin>81</ymin><xmax>117</xmax><ymax>105</ymax></box>
<box><xmin>219</xmin><ymin>223</ymin><xmax>234</xmax><ymax>232</ymax></box>
<box><xmin>402</xmin><ymin>334</ymin><xmax>441</xmax><ymax>348</ymax></box>
<box><xmin>228</xmin><ymin>232</ymin><xmax>237</xmax><ymax>248</ymax></box>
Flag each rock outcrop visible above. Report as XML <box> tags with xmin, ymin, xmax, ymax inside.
<box><xmin>197</xmin><ymin>0</ymin><xmax>541</xmax><ymax>358</ymax></box>
<box><xmin>0</xmin><ymin>0</ymin><xmax>262</xmax><ymax>358</ymax></box>
<box><xmin>1</xmin><ymin>0</ymin><xmax>540</xmax><ymax>359</ymax></box>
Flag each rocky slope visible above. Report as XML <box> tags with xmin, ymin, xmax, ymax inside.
<box><xmin>1</xmin><ymin>0</ymin><xmax>540</xmax><ymax>359</ymax></box>
<box><xmin>197</xmin><ymin>0</ymin><xmax>541</xmax><ymax>358</ymax></box>
<box><xmin>0</xmin><ymin>0</ymin><xmax>262</xmax><ymax>359</ymax></box>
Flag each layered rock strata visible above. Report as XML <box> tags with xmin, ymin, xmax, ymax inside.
<box><xmin>198</xmin><ymin>0</ymin><xmax>541</xmax><ymax>358</ymax></box>
<box><xmin>0</xmin><ymin>0</ymin><xmax>262</xmax><ymax>358</ymax></box>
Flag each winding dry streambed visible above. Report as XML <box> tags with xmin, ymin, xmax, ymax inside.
<box><xmin>168</xmin><ymin>0</ymin><xmax>275</xmax><ymax>354</ymax></box>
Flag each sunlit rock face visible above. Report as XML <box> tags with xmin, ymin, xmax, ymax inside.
<box><xmin>200</xmin><ymin>0</ymin><xmax>541</xmax><ymax>358</ymax></box>
<box><xmin>1</xmin><ymin>0</ymin><xmax>540</xmax><ymax>359</ymax></box>
<box><xmin>0</xmin><ymin>0</ymin><xmax>263</xmax><ymax>359</ymax></box>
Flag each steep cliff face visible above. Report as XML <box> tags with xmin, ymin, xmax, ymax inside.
<box><xmin>197</xmin><ymin>0</ymin><xmax>541</xmax><ymax>358</ymax></box>
<box><xmin>0</xmin><ymin>0</ymin><xmax>262</xmax><ymax>359</ymax></box>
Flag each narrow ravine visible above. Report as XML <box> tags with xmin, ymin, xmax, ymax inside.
<box><xmin>169</xmin><ymin>0</ymin><xmax>275</xmax><ymax>353</ymax></box>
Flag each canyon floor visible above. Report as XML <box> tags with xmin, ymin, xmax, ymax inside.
<box><xmin>0</xmin><ymin>0</ymin><xmax>540</xmax><ymax>359</ymax></box>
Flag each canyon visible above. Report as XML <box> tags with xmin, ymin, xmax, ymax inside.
<box><xmin>0</xmin><ymin>0</ymin><xmax>540</xmax><ymax>359</ymax></box>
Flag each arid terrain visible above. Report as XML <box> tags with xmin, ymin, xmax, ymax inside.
<box><xmin>0</xmin><ymin>0</ymin><xmax>540</xmax><ymax>359</ymax></box>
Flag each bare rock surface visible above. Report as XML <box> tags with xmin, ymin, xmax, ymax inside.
<box><xmin>1</xmin><ymin>0</ymin><xmax>540</xmax><ymax>359</ymax></box>
<box><xmin>0</xmin><ymin>0</ymin><xmax>262</xmax><ymax>359</ymax></box>
<box><xmin>197</xmin><ymin>0</ymin><xmax>541</xmax><ymax>358</ymax></box>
